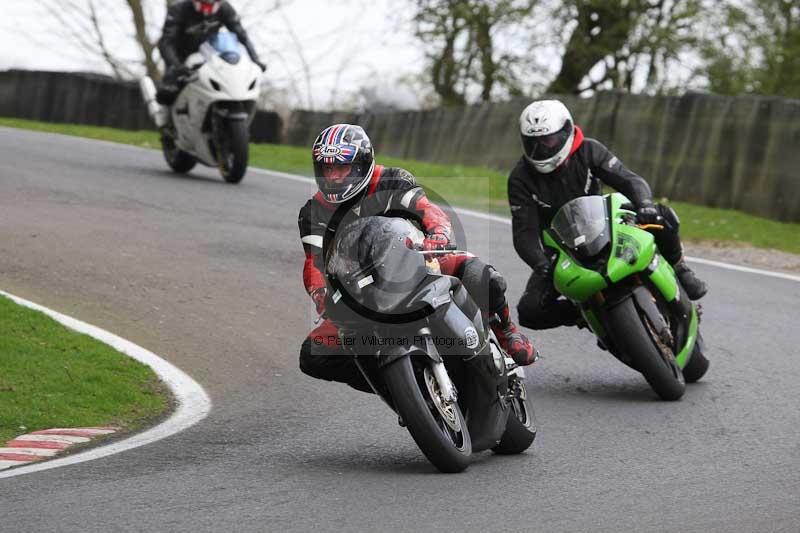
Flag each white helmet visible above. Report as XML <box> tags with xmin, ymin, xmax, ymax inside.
<box><xmin>519</xmin><ymin>99</ymin><xmax>575</xmax><ymax>174</ymax></box>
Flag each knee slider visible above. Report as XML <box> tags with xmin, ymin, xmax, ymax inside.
<box><xmin>299</xmin><ymin>338</ymin><xmax>328</xmax><ymax>379</ymax></box>
<box><xmin>299</xmin><ymin>338</ymin><xmax>313</xmax><ymax>372</ymax></box>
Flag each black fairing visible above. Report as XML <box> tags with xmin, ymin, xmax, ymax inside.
<box><xmin>324</xmin><ymin>216</ymin><xmax>510</xmax><ymax>452</ymax></box>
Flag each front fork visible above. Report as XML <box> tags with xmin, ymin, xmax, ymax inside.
<box><xmin>419</xmin><ymin>330</ymin><xmax>458</xmax><ymax>404</ymax></box>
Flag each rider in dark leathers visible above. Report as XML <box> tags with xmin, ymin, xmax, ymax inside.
<box><xmin>509</xmin><ymin>99</ymin><xmax>708</xmax><ymax>330</ymax></box>
<box><xmin>157</xmin><ymin>0</ymin><xmax>265</xmax><ymax>104</ymax></box>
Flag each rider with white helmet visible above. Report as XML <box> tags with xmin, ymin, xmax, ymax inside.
<box><xmin>510</xmin><ymin>99</ymin><xmax>708</xmax><ymax>330</ymax></box>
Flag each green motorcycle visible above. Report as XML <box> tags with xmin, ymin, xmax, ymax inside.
<box><xmin>542</xmin><ymin>193</ymin><xmax>709</xmax><ymax>401</ymax></box>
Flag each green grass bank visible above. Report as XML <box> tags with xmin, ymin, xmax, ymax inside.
<box><xmin>0</xmin><ymin>295</ymin><xmax>169</xmax><ymax>444</ymax></box>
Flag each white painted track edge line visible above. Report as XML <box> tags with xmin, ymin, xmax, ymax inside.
<box><xmin>681</xmin><ymin>257</ymin><xmax>800</xmax><ymax>282</ymax></box>
<box><xmin>251</xmin><ymin>167</ymin><xmax>800</xmax><ymax>283</ymax></box>
<box><xmin>0</xmin><ymin>290</ymin><xmax>212</xmax><ymax>480</ymax></box>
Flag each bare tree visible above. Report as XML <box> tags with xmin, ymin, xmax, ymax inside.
<box><xmin>413</xmin><ymin>0</ymin><xmax>540</xmax><ymax>106</ymax></box>
<box><xmin>30</xmin><ymin>0</ymin><xmax>288</xmax><ymax>82</ymax></box>
<box><xmin>547</xmin><ymin>0</ymin><xmax>702</xmax><ymax>95</ymax></box>
<box><xmin>700</xmin><ymin>0</ymin><xmax>800</xmax><ymax>98</ymax></box>
<box><xmin>124</xmin><ymin>0</ymin><xmax>163</xmax><ymax>81</ymax></box>
<box><xmin>31</xmin><ymin>0</ymin><xmax>163</xmax><ymax>79</ymax></box>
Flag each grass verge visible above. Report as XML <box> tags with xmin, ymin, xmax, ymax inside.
<box><xmin>1</xmin><ymin>116</ymin><xmax>798</xmax><ymax>255</ymax></box>
<box><xmin>0</xmin><ymin>294</ymin><xmax>169</xmax><ymax>444</ymax></box>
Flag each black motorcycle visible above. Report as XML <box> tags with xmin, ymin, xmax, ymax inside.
<box><xmin>323</xmin><ymin>216</ymin><xmax>537</xmax><ymax>473</ymax></box>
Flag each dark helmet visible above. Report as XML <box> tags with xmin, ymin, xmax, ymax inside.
<box><xmin>192</xmin><ymin>0</ymin><xmax>222</xmax><ymax>16</ymax></box>
<box><xmin>312</xmin><ymin>124</ymin><xmax>375</xmax><ymax>204</ymax></box>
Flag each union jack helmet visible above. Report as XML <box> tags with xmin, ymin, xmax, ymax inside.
<box><xmin>312</xmin><ymin>124</ymin><xmax>375</xmax><ymax>204</ymax></box>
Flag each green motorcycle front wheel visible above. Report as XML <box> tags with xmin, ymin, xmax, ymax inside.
<box><xmin>606</xmin><ymin>297</ymin><xmax>686</xmax><ymax>401</ymax></box>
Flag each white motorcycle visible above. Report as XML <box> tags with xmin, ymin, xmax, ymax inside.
<box><xmin>140</xmin><ymin>32</ymin><xmax>261</xmax><ymax>184</ymax></box>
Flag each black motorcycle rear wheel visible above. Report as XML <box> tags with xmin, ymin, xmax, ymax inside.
<box><xmin>162</xmin><ymin>134</ymin><xmax>196</xmax><ymax>173</ymax></box>
<box><xmin>606</xmin><ymin>297</ymin><xmax>686</xmax><ymax>401</ymax></box>
<box><xmin>492</xmin><ymin>375</ymin><xmax>537</xmax><ymax>455</ymax></box>
<box><xmin>683</xmin><ymin>331</ymin><xmax>709</xmax><ymax>383</ymax></box>
<box><xmin>383</xmin><ymin>356</ymin><xmax>472</xmax><ymax>473</ymax></box>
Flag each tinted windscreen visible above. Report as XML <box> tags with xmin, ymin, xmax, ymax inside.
<box><xmin>551</xmin><ymin>196</ymin><xmax>610</xmax><ymax>258</ymax></box>
<box><xmin>326</xmin><ymin>217</ymin><xmax>429</xmax><ymax>316</ymax></box>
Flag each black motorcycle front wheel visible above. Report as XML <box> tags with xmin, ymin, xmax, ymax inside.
<box><xmin>606</xmin><ymin>297</ymin><xmax>686</xmax><ymax>401</ymax></box>
<box><xmin>383</xmin><ymin>356</ymin><xmax>472</xmax><ymax>473</ymax></box>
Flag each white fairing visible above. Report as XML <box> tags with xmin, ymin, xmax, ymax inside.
<box><xmin>519</xmin><ymin>99</ymin><xmax>574</xmax><ymax>174</ymax></box>
<box><xmin>169</xmin><ymin>37</ymin><xmax>261</xmax><ymax>166</ymax></box>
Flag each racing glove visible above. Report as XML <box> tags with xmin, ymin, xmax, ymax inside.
<box><xmin>310</xmin><ymin>287</ymin><xmax>327</xmax><ymax>315</ymax></box>
<box><xmin>422</xmin><ymin>226</ymin><xmax>450</xmax><ymax>251</ymax></box>
<box><xmin>636</xmin><ymin>200</ymin><xmax>662</xmax><ymax>225</ymax></box>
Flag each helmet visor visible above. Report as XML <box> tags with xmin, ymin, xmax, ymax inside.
<box><xmin>523</xmin><ymin>121</ymin><xmax>572</xmax><ymax>161</ymax></box>
<box><xmin>313</xmin><ymin>159</ymin><xmax>370</xmax><ymax>202</ymax></box>
<box><xmin>311</xmin><ymin>124</ymin><xmax>375</xmax><ymax>203</ymax></box>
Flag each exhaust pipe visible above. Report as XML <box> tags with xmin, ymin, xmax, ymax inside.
<box><xmin>139</xmin><ymin>77</ymin><xmax>168</xmax><ymax>129</ymax></box>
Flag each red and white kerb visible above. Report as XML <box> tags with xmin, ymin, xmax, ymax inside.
<box><xmin>0</xmin><ymin>427</ymin><xmax>118</xmax><ymax>470</ymax></box>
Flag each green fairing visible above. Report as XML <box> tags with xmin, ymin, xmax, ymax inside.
<box><xmin>543</xmin><ymin>231</ymin><xmax>607</xmax><ymax>302</ymax></box>
<box><xmin>608</xmin><ymin>192</ymin><xmax>633</xmax><ymax>215</ymax></box>
<box><xmin>606</xmin><ymin>224</ymin><xmax>656</xmax><ymax>283</ymax></box>
<box><xmin>604</xmin><ymin>193</ymin><xmax>653</xmax><ymax>282</ymax></box>
<box><xmin>647</xmin><ymin>255</ymin><xmax>679</xmax><ymax>302</ymax></box>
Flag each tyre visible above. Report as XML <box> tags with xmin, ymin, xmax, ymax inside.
<box><xmin>683</xmin><ymin>331</ymin><xmax>709</xmax><ymax>383</ymax></box>
<box><xmin>606</xmin><ymin>297</ymin><xmax>685</xmax><ymax>401</ymax></box>
<box><xmin>162</xmin><ymin>135</ymin><xmax>195</xmax><ymax>173</ymax></box>
<box><xmin>492</xmin><ymin>376</ymin><xmax>537</xmax><ymax>455</ymax></box>
<box><xmin>383</xmin><ymin>356</ymin><xmax>471</xmax><ymax>473</ymax></box>
<box><xmin>217</xmin><ymin>119</ymin><xmax>249</xmax><ymax>184</ymax></box>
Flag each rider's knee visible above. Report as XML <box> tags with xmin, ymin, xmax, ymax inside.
<box><xmin>299</xmin><ymin>338</ymin><xmax>323</xmax><ymax>378</ymax></box>
<box><xmin>517</xmin><ymin>290</ymin><xmax>545</xmax><ymax>321</ymax></box>
<box><xmin>518</xmin><ymin>299</ymin><xmax>578</xmax><ymax>330</ymax></box>
<box><xmin>461</xmin><ymin>258</ymin><xmax>506</xmax><ymax>311</ymax></box>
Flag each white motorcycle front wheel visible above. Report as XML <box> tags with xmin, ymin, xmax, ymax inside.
<box><xmin>216</xmin><ymin>119</ymin><xmax>249</xmax><ymax>184</ymax></box>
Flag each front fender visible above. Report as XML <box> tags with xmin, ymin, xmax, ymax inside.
<box><xmin>377</xmin><ymin>342</ymin><xmax>436</xmax><ymax>369</ymax></box>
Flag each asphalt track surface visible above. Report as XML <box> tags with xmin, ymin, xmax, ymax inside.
<box><xmin>0</xmin><ymin>127</ymin><xmax>798</xmax><ymax>532</ymax></box>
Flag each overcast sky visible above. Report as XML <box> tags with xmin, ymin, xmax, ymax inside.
<box><xmin>1</xmin><ymin>0</ymin><xmax>426</xmax><ymax>110</ymax></box>
<box><xmin>0</xmin><ymin>1</ymin><xmax>705</xmax><ymax>111</ymax></box>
